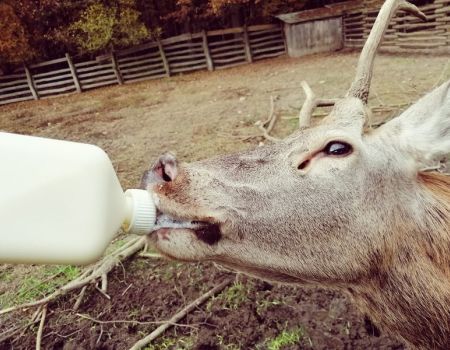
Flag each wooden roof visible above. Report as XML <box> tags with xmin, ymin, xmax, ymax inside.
<box><xmin>276</xmin><ymin>1</ymin><xmax>362</xmax><ymax>24</ymax></box>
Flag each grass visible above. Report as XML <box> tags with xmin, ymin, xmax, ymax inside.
<box><xmin>255</xmin><ymin>298</ymin><xmax>285</xmax><ymax>316</ymax></box>
<box><xmin>143</xmin><ymin>335</ymin><xmax>194</xmax><ymax>350</ymax></box>
<box><xmin>0</xmin><ymin>265</ymin><xmax>80</xmax><ymax>308</ymax></box>
<box><xmin>264</xmin><ymin>327</ymin><xmax>305</xmax><ymax>350</ymax></box>
<box><xmin>214</xmin><ymin>281</ymin><xmax>248</xmax><ymax>311</ymax></box>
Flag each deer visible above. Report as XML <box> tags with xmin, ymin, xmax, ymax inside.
<box><xmin>141</xmin><ymin>0</ymin><xmax>450</xmax><ymax>348</ymax></box>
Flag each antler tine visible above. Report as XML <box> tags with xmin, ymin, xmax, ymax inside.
<box><xmin>347</xmin><ymin>0</ymin><xmax>426</xmax><ymax>103</ymax></box>
<box><xmin>298</xmin><ymin>81</ymin><xmax>337</xmax><ymax>128</ymax></box>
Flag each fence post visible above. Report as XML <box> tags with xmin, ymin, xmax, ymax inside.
<box><xmin>202</xmin><ymin>30</ymin><xmax>214</xmax><ymax>71</ymax></box>
<box><xmin>65</xmin><ymin>53</ymin><xmax>82</xmax><ymax>93</ymax></box>
<box><xmin>279</xmin><ymin>23</ymin><xmax>288</xmax><ymax>54</ymax></box>
<box><xmin>24</xmin><ymin>65</ymin><xmax>39</xmax><ymax>100</ymax></box>
<box><xmin>111</xmin><ymin>51</ymin><xmax>123</xmax><ymax>85</ymax></box>
<box><xmin>243</xmin><ymin>25</ymin><xmax>253</xmax><ymax>63</ymax></box>
<box><xmin>158</xmin><ymin>40</ymin><xmax>170</xmax><ymax>77</ymax></box>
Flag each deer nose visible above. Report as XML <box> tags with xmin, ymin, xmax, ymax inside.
<box><xmin>140</xmin><ymin>152</ymin><xmax>178</xmax><ymax>188</ymax></box>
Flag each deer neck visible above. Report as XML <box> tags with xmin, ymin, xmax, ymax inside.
<box><xmin>350</xmin><ymin>172</ymin><xmax>450</xmax><ymax>349</ymax></box>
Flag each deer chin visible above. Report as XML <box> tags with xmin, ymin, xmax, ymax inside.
<box><xmin>149</xmin><ymin>213</ymin><xmax>222</xmax><ymax>261</ymax></box>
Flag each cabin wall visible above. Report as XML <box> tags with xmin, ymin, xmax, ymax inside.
<box><xmin>284</xmin><ymin>17</ymin><xmax>343</xmax><ymax>57</ymax></box>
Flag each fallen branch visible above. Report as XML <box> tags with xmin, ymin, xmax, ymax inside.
<box><xmin>77</xmin><ymin>313</ymin><xmax>197</xmax><ymax>329</ymax></box>
<box><xmin>128</xmin><ymin>278</ymin><xmax>234</xmax><ymax>350</ymax></box>
<box><xmin>73</xmin><ymin>286</ymin><xmax>87</xmax><ymax>311</ymax></box>
<box><xmin>255</xmin><ymin>96</ymin><xmax>279</xmax><ymax>142</ymax></box>
<box><xmin>121</xmin><ymin>283</ymin><xmax>133</xmax><ymax>296</ymax></box>
<box><xmin>35</xmin><ymin>305</ymin><xmax>47</xmax><ymax>350</ymax></box>
<box><xmin>95</xmin><ymin>285</ymin><xmax>111</xmax><ymax>300</ymax></box>
<box><xmin>0</xmin><ymin>237</ymin><xmax>146</xmax><ymax>316</ymax></box>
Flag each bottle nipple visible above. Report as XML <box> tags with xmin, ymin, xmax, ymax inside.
<box><xmin>123</xmin><ymin>189</ymin><xmax>156</xmax><ymax>235</ymax></box>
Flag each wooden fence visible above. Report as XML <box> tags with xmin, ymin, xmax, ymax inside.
<box><xmin>343</xmin><ymin>0</ymin><xmax>450</xmax><ymax>53</ymax></box>
<box><xmin>0</xmin><ymin>24</ymin><xmax>285</xmax><ymax>106</ymax></box>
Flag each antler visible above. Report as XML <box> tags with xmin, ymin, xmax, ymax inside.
<box><xmin>347</xmin><ymin>0</ymin><xmax>426</xmax><ymax>103</ymax></box>
<box><xmin>298</xmin><ymin>81</ymin><xmax>336</xmax><ymax>128</ymax></box>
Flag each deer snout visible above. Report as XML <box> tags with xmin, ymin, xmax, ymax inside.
<box><xmin>140</xmin><ymin>152</ymin><xmax>178</xmax><ymax>188</ymax></box>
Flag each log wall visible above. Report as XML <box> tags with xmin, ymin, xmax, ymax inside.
<box><xmin>343</xmin><ymin>0</ymin><xmax>450</xmax><ymax>54</ymax></box>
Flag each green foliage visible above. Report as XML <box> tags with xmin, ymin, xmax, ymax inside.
<box><xmin>265</xmin><ymin>327</ymin><xmax>304</xmax><ymax>350</ymax></box>
<box><xmin>115</xmin><ymin>7</ymin><xmax>150</xmax><ymax>46</ymax></box>
<box><xmin>67</xmin><ymin>1</ymin><xmax>149</xmax><ymax>54</ymax></box>
<box><xmin>69</xmin><ymin>3</ymin><xmax>116</xmax><ymax>53</ymax></box>
<box><xmin>0</xmin><ymin>0</ymin><xmax>310</xmax><ymax>66</ymax></box>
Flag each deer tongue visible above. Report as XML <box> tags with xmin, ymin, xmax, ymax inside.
<box><xmin>153</xmin><ymin>213</ymin><xmax>206</xmax><ymax>231</ymax></box>
<box><xmin>152</xmin><ymin>213</ymin><xmax>222</xmax><ymax>245</ymax></box>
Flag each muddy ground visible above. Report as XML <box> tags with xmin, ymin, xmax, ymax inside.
<box><xmin>0</xmin><ymin>51</ymin><xmax>449</xmax><ymax>349</ymax></box>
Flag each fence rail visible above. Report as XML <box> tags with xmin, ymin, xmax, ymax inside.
<box><xmin>0</xmin><ymin>24</ymin><xmax>285</xmax><ymax>106</ymax></box>
<box><xmin>343</xmin><ymin>0</ymin><xmax>450</xmax><ymax>53</ymax></box>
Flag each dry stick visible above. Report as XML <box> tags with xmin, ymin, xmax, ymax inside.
<box><xmin>0</xmin><ymin>237</ymin><xmax>146</xmax><ymax>316</ymax></box>
<box><xmin>77</xmin><ymin>313</ymin><xmax>197</xmax><ymax>328</ymax></box>
<box><xmin>121</xmin><ymin>284</ymin><xmax>133</xmax><ymax>296</ymax></box>
<box><xmin>0</xmin><ymin>316</ymin><xmax>42</xmax><ymax>343</ymax></box>
<box><xmin>101</xmin><ymin>273</ymin><xmax>108</xmax><ymax>293</ymax></box>
<box><xmin>73</xmin><ymin>286</ymin><xmax>87</xmax><ymax>311</ymax></box>
<box><xmin>35</xmin><ymin>305</ymin><xmax>47</xmax><ymax>350</ymax></box>
<box><xmin>255</xmin><ymin>96</ymin><xmax>279</xmax><ymax>142</ymax></box>
<box><xmin>128</xmin><ymin>278</ymin><xmax>234</xmax><ymax>350</ymax></box>
<box><xmin>298</xmin><ymin>81</ymin><xmax>316</xmax><ymax>128</ymax></box>
<box><xmin>95</xmin><ymin>285</ymin><xmax>111</xmax><ymax>300</ymax></box>
<box><xmin>264</xmin><ymin>96</ymin><xmax>277</xmax><ymax>134</ymax></box>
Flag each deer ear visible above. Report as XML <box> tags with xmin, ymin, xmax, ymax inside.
<box><xmin>377</xmin><ymin>81</ymin><xmax>450</xmax><ymax>168</ymax></box>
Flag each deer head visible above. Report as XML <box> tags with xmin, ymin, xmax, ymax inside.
<box><xmin>143</xmin><ymin>0</ymin><xmax>450</xmax><ymax>347</ymax></box>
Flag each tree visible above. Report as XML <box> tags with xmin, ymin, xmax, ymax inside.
<box><xmin>67</xmin><ymin>0</ymin><xmax>150</xmax><ymax>54</ymax></box>
<box><xmin>0</xmin><ymin>3</ymin><xmax>32</xmax><ymax>65</ymax></box>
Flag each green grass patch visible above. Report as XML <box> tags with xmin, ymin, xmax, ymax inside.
<box><xmin>265</xmin><ymin>327</ymin><xmax>304</xmax><ymax>350</ymax></box>
<box><xmin>1</xmin><ymin>265</ymin><xmax>80</xmax><ymax>308</ymax></box>
<box><xmin>216</xmin><ymin>281</ymin><xmax>248</xmax><ymax>310</ymax></box>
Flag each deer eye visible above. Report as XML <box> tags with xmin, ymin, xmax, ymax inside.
<box><xmin>324</xmin><ymin>141</ymin><xmax>353</xmax><ymax>156</ymax></box>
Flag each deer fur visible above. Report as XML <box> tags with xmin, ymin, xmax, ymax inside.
<box><xmin>143</xmin><ymin>0</ymin><xmax>450</xmax><ymax>348</ymax></box>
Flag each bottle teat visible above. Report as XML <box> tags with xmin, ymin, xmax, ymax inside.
<box><xmin>123</xmin><ymin>189</ymin><xmax>156</xmax><ymax>235</ymax></box>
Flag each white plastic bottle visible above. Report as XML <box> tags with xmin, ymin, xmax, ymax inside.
<box><xmin>0</xmin><ymin>132</ymin><xmax>156</xmax><ymax>265</ymax></box>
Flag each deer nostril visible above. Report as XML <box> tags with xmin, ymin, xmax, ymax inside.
<box><xmin>298</xmin><ymin>159</ymin><xmax>310</xmax><ymax>170</ymax></box>
<box><xmin>155</xmin><ymin>152</ymin><xmax>178</xmax><ymax>183</ymax></box>
<box><xmin>145</xmin><ymin>152</ymin><xmax>178</xmax><ymax>185</ymax></box>
<box><xmin>162</xmin><ymin>168</ymin><xmax>172</xmax><ymax>182</ymax></box>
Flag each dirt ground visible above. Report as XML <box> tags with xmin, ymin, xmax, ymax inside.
<box><xmin>0</xmin><ymin>50</ymin><xmax>449</xmax><ymax>350</ymax></box>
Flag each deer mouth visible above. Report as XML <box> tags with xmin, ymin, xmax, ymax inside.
<box><xmin>152</xmin><ymin>213</ymin><xmax>222</xmax><ymax>245</ymax></box>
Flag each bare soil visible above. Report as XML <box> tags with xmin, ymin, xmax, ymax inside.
<box><xmin>0</xmin><ymin>50</ymin><xmax>448</xmax><ymax>349</ymax></box>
